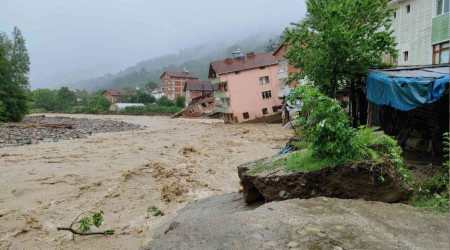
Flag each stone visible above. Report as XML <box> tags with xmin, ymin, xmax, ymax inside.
<box><xmin>279</xmin><ymin>190</ymin><xmax>291</xmax><ymax>199</ymax></box>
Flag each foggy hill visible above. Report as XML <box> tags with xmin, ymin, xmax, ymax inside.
<box><xmin>68</xmin><ymin>34</ymin><xmax>274</xmax><ymax>92</ymax></box>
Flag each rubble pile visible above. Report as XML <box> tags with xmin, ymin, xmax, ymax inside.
<box><xmin>0</xmin><ymin>116</ymin><xmax>140</xmax><ymax>147</ymax></box>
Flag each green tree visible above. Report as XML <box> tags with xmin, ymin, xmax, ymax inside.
<box><xmin>0</xmin><ymin>27</ymin><xmax>30</xmax><ymax>122</ymax></box>
<box><xmin>146</xmin><ymin>81</ymin><xmax>159</xmax><ymax>89</ymax></box>
<box><xmin>56</xmin><ymin>87</ymin><xmax>77</xmax><ymax>111</ymax></box>
<box><xmin>88</xmin><ymin>94</ymin><xmax>112</xmax><ymax>113</ymax></box>
<box><xmin>285</xmin><ymin>0</ymin><xmax>397</xmax><ymax>98</ymax></box>
<box><xmin>157</xmin><ymin>96</ymin><xmax>174</xmax><ymax>107</ymax></box>
<box><xmin>32</xmin><ymin>88</ymin><xmax>57</xmax><ymax>111</ymax></box>
<box><xmin>174</xmin><ymin>95</ymin><xmax>185</xmax><ymax>108</ymax></box>
<box><xmin>134</xmin><ymin>91</ymin><xmax>155</xmax><ymax>104</ymax></box>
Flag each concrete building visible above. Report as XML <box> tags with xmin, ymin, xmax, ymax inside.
<box><xmin>160</xmin><ymin>71</ymin><xmax>198</xmax><ymax>100</ymax></box>
<box><xmin>150</xmin><ymin>88</ymin><xmax>164</xmax><ymax>100</ymax></box>
<box><xmin>209</xmin><ymin>51</ymin><xmax>282</xmax><ymax>123</ymax></box>
<box><xmin>388</xmin><ymin>0</ymin><xmax>449</xmax><ymax>65</ymax></box>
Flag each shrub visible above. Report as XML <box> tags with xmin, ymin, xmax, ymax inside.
<box><xmin>87</xmin><ymin>95</ymin><xmax>112</xmax><ymax>113</ymax></box>
<box><xmin>287</xmin><ymin>85</ymin><xmax>412</xmax><ymax>181</ymax></box>
<box><xmin>157</xmin><ymin>96</ymin><xmax>174</xmax><ymax>107</ymax></box>
<box><xmin>174</xmin><ymin>95</ymin><xmax>186</xmax><ymax>108</ymax></box>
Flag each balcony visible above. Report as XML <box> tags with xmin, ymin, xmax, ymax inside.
<box><xmin>214</xmin><ymin>91</ymin><xmax>230</xmax><ymax>99</ymax></box>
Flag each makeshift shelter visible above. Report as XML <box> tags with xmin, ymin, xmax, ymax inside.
<box><xmin>109</xmin><ymin>103</ymin><xmax>144</xmax><ymax>112</ymax></box>
<box><xmin>366</xmin><ymin>65</ymin><xmax>449</xmax><ymax>155</ymax></box>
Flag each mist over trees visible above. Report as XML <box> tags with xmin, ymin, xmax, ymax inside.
<box><xmin>67</xmin><ymin>34</ymin><xmax>272</xmax><ymax>92</ymax></box>
<box><xmin>0</xmin><ymin>27</ymin><xmax>30</xmax><ymax>122</ymax></box>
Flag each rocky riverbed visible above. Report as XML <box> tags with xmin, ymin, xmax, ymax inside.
<box><xmin>0</xmin><ymin>115</ymin><xmax>141</xmax><ymax>147</ymax></box>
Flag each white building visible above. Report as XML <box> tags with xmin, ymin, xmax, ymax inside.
<box><xmin>388</xmin><ymin>0</ymin><xmax>449</xmax><ymax>66</ymax></box>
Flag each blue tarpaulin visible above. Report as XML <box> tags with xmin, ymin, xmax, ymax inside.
<box><xmin>366</xmin><ymin>72</ymin><xmax>449</xmax><ymax>111</ymax></box>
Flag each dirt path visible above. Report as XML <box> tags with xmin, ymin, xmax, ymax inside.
<box><xmin>0</xmin><ymin>114</ymin><xmax>290</xmax><ymax>249</ymax></box>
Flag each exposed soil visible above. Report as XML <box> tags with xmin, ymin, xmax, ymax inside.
<box><xmin>238</xmin><ymin>153</ymin><xmax>413</xmax><ymax>203</ymax></box>
<box><xmin>0</xmin><ymin>114</ymin><xmax>290</xmax><ymax>249</ymax></box>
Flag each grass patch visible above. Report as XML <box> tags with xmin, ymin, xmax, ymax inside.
<box><xmin>285</xmin><ymin>149</ymin><xmax>338</xmax><ymax>172</ymax></box>
<box><xmin>410</xmin><ymin>195</ymin><xmax>449</xmax><ymax>213</ymax></box>
<box><xmin>246</xmin><ymin>159</ymin><xmax>283</xmax><ymax>175</ymax></box>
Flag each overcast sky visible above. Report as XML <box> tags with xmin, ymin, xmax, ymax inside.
<box><xmin>0</xmin><ymin>0</ymin><xmax>306</xmax><ymax>89</ymax></box>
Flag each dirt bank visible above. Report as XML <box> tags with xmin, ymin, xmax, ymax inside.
<box><xmin>0</xmin><ymin>114</ymin><xmax>290</xmax><ymax>249</ymax></box>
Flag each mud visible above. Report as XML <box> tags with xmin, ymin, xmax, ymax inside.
<box><xmin>0</xmin><ymin>114</ymin><xmax>290</xmax><ymax>249</ymax></box>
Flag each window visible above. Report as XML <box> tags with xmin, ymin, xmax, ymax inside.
<box><xmin>235</xmin><ymin>71</ymin><xmax>241</xmax><ymax>75</ymax></box>
<box><xmin>262</xmin><ymin>108</ymin><xmax>268</xmax><ymax>115</ymax></box>
<box><xmin>259</xmin><ymin>76</ymin><xmax>270</xmax><ymax>85</ymax></box>
<box><xmin>272</xmin><ymin>106</ymin><xmax>278</xmax><ymax>112</ymax></box>
<box><xmin>201</xmin><ymin>103</ymin><xmax>208</xmax><ymax>107</ymax></box>
<box><xmin>433</xmin><ymin>41</ymin><xmax>450</xmax><ymax>64</ymax></box>
<box><xmin>243</xmin><ymin>112</ymin><xmax>249</xmax><ymax>119</ymax></box>
<box><xmin>406</xmin><ymin>4</ymin><xmax>410</xmax><ymax>13</ymax></box>
<box><xmin>403</xmin><ymin>51</ymin><xmax>409</xmax><ymax>62</ymax></box>
<box><xmin>262</xmin><ymin>91</ymin><xmax>272</xmax><ymax>99</ymax></box>
<box><xmin>189</xmin><ymin>108</ymin><xmax>195</xmax><ymax>114</ymax></box>
<box><xmin>437</xmin><ymin>0</ymin><xmax>450</xmax><ymax>16</ymax></box>
<box><xmin>259</xmin><ymin>66</ymin><xmax>266</xmax><ymax>70</ymax></box>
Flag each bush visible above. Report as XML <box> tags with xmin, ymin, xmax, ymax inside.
<box><xmin>157</xmin><ymin>96</ymin><xmax>174</xmax><ymax>107</ymax></box>
<box><xmin>122</xmin><ymin>105</ymin><xmax>181</xmax><ymax>115</ymax></box>
<box><xmin>287</xmin><ymin>85</ymin><xmax>412</xmax><ymax>181</ymax></box>
<box><xmin>174</xmin><ymin>95</ymin><xmax>186</xmax><ymax>108</ymax></box>
<box><xmin>87</xmin><ymin>95</ymin><xmax>112</xmax><ymax>113</ymax></box>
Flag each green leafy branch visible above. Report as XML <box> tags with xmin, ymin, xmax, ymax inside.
<box><xmin>57</xmin><ymin>211</ymin><xmax>115</xmax><ymax>240</ymax></box>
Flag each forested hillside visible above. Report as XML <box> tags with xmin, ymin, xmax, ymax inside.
<box><xmin>69</xmin><ymin>34</ymin><xmax>276</xmax><ymax>92</ymax></box>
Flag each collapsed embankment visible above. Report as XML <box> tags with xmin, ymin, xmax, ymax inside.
<box><xmin>238</xmin><ymin>153</ymin><xmax>413</xmax><ymax>203</ymax></box>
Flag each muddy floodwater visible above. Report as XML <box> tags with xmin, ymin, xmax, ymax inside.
<box><xmin>0</xmin><ymin>114</ymin><xmax>290</xmax><ymax>249</ymax></box>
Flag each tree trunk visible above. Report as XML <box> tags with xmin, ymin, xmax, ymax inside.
<box><xmin>350</xmin><ymin>78</ymin><xmax>357</xmax><ymax>128</ymax></box>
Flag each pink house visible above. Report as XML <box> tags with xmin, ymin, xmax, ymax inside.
<box><xmin>209</xmin><ymin>51</ymin><xmax>282</xmax><ymax>123</ymax></box>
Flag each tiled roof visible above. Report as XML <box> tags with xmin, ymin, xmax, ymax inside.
<box><xmin>103</xmin><ymin>89</ymin><xmax>136</xmax><ymax>96</ymax></box>
<box><xmin>210</xmin><ymin>52</ymin><xmax>277</xmax><ymax>75</ymax></box>
<box><xmin>185</xmin><ymin>81</ymin><xmax>216</xmax><ymax>91</ymax></box>
<box><xmin>160</xmin><ymin>71</ymin><xmax>198</xmax><ymax>79</ymax></box>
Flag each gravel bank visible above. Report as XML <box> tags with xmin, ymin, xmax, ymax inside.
<box><xmin>0</xmin><ymin>115</ymin><xmax>141</xmax><ymax>147</ymax></box>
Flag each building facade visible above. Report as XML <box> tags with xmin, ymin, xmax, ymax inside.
<box><xmin>102</xmin><ymin>89</ymin><xmax>136</xmax><ymax>103</ymax></box>
<box><xmin>160</xmin><ymin>71</ymin><xmax>198</xmax><ymax>100</ymax></box>
<box><xmin>209</xmin><ymin>52</ymin><xmax>282</xmax><ymax>123</ymax></box>
<box><xmin>388</xmin><ymin>0</ymin><xmax>449</xmax><ymax>65</ymax></box>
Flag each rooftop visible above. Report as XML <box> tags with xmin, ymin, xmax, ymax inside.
<box><xmin>160</xmin><ymin>71</ymin><xmax>198</xmax><ymax>79</ymax></box>
<box><xmin>209</xmin><ymin>52</ymin><xmax>277</xmax><ymax>76</ymax></box>
<box><xmin>185</xmin><ymin>81</ymin><xmax>216</xmax><ymax>92</ymax></box>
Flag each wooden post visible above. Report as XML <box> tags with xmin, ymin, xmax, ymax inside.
<box><xmin>367</xmin><ymin>101</ymin><xmax>373</xmax><ymax>127</ymax></box>
<box><xmin>350</xmin><ymin>79</ymin><xmax>357</xmax><ymax>128</ymax></box>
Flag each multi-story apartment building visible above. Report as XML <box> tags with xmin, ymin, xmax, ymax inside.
<box><xmin>160</xmin><ymin>71</ymin><xmax>198</xmax><ymax>100</ymax></box>
<box><xmin>388</xmin><ymin>0</ymin><xmax>449</xmax><ymax>65</ymax></box>
<box><xmin>209</xmin><ymin>51</ymin><xmax>282</xmax><ymax>123</ymax></box>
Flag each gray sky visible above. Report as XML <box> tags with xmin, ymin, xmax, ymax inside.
<box><xmin>0</xmin><ymin>0</ymin><xmax>306</xmax><ymax>89</ymax></box>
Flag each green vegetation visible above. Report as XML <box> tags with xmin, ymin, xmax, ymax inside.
<box><xmin>0</xmin><ymin>27</ymin><xmax>30</xmax><ymax>122</ymax></box>
<box><xmin>284</xmin><ymin>0</ymin><xmax>396</xmax><ymax>97</ymax></box>
<box><xmin>157</xmin><ymin>96</ymin><xmax>174</xmax><ymax>107</ymax></box>
<box><xmin>147</xmin><ymin>206</ymin><xmax>164</xmax><ymax>217</ymax></box>
<box><xmin>122</xmin><ymin>104</ymin><xmax>181</xmax><ymax>115</ymax></box>
<box><xmin>174</xmin><ymin>95</ymin><xmax>186</xmax><ymax>108</ymax></box>
<box><xmin>285</xmin><ymin>85</ymin><xmax>411</xmax><ymax>181</ymax></box>
<box><xmin>57</xmin><ymin>211</ymin><xmax>115</xmax><ymax>236</ymax></box>
<box><xmin>410</xmin><ymin>134</ymin><xmax>449</xmax><ymax>213</ymax></box>
<box><xmin>120</xmin><ymin>90</ymin><xmax>156</xmax><ymax>104</ymax></box>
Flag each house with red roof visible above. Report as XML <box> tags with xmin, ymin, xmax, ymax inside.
<box><xmin>160</xmin><ymin>71</ymin><xmax>198</xmax><ymax>100</ymax></box>
<box><xmin>208</xmin><ymin>51</ymin><xmax>282</xmax><ymax>123</ymax></box>
<box><xmin>101</xmin><ymin>89</ymin><xmax>137</xmax><ymax>103</ymax></box>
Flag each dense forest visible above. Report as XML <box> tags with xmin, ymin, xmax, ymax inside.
<box><xmin>68</xmin><ymin>34</ymin><xmax>278</xmax><ymax>92</ymax></box>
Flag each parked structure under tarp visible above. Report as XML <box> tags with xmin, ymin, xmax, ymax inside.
<box><xmin>367</xmin><ymin>70</ymin><xmax>449</xmax><ymax>111</ymax></box>
<box><xmin>365</xmin><ymin>65</ymin><xmax>449</xmax><ymax>155</ymax></box>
